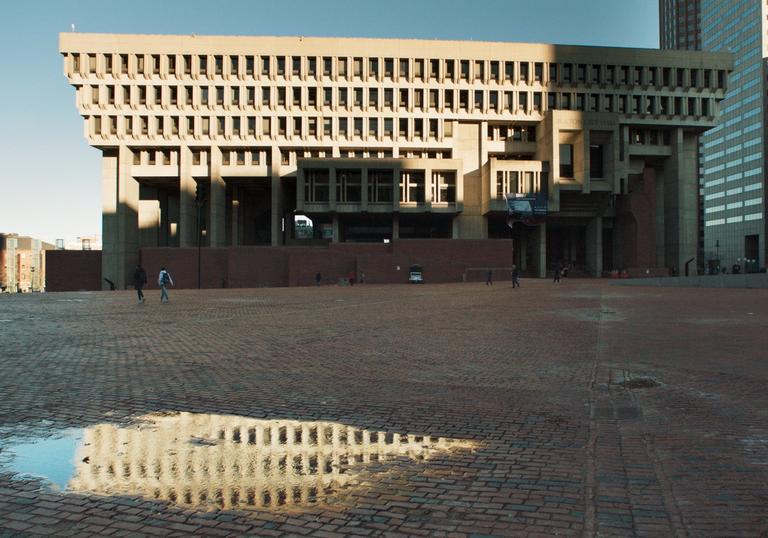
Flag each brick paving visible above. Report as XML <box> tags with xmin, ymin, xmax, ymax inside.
<box><xmin>0</xmin><ymin>280</ymin><xmax>767</xmax><ymax>537</ymax></box>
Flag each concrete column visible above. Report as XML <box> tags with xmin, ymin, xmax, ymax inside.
<box><xmin>332</xmin><ymin>214</ymin><xmax>340</xmax><ymax>242</ymax></box>
<box><xmin>665</xmin><ymin>128</ymin><xmax>698</xmax><ymax>275</ymax></box>
<box><xmin>329</xmin><ymin>167</ymin><xmax>337</xmax><ymax>211</ymax></box>
<box><xmin>535</xmin><ymin>221</ymin><xmax>547</xmax><ymax>278</ymax></box>
<box><xmin>392</xmin><ymin>169</ymin><xmax>400</xmax><ymax>211</ymax></box>
<box><xmin>115</xmin><ymin>145</ymin><xmax>139</xmax><ymax>289</ymax></box>
<box><xmin>424</xmin><ymin>168</ymin><xmax>433</xmax><ymax>210</ymax></box>
<box><xmin>452</xmin><ymin>216</ymin><xmax>459</xmax><ymax>238</ymax></box>
<box><xmin>270</xmin><ymin>146</ymin><xmax>282</xmax><ymax>246</ymax></box>
<box><xmin>582</xmin><ymin>129</ymin><xmax>591</xmax><ymax>194</ymax></box>
<box><xmin>392</xmin><ymin>213</ymin><xmax>400</xmax><ymax>239</ymax></box>
<box><xmin>101</xmin><ymin>150</ymin><xmax>119</xmax><ymax>290</ymax></box>
<box><xmin>361</xmin><ymin>167</ymin><xmax>369</xmax><ymax>211</ymax></box>
<box><xmin>586</xmin><ymin>216</ymin><xmax>603</xmax><ymax>277</ymax></box>
<box><xmin>179</xmin><ymin>146</ymin><xmax>196</xmax><ymax>247</ymax></box>
<box><xmin>271</xmin><ymin>174</ymin><xmax>282</xmax><ymax>246</ymax></box>
<box><xmin>209</xmin><ymin>146</ymin><xmax>226</xmax><ymax>247</ymax></box>
<box><xmin>231</xmin><ymin>184</ymin><xmax>240</xmax><ymax>246</ymax></box>
<box><xmin>296</xmin><ymin>167</ymin><xmax>306</xmax><ymax>211</ymax></box>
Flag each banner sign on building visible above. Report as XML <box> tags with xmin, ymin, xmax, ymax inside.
<box><xmin>505</xmin><ymin>193</ymin><xmax>548</xmax><ymax>227</ymax></box>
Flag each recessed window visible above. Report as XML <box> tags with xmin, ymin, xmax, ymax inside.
<box><xmin>589</xmin><ymin>145</ymin><xmax>604</xmax><ymax>178</ymax></box>
<box><xmin>559</xmin><ymin>144</ymin><xmax>574</xmax><ymax>178</ymax></box>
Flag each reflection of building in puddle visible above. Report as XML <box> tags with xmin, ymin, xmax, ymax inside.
<box><xmin>69</xmin><ymin>412</ymin><xmax>477</xmax><ymax>511</ymax></box>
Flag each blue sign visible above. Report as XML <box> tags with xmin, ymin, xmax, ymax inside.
<box><xmin>505</xmin><ymin>193</ymin><xmax>548</xmax><ymax>226</ymax></box>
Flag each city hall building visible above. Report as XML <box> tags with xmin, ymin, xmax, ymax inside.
<box><xmin>59</xmin><ymin>33</ymin><xmax>731</xmax><ymax>288</ymax></box>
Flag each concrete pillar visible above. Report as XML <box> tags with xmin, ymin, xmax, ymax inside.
<box><xmin>332</xmin><ymin>214</ymin><xmax>340</xmax><ymax>242</ymax></box>
<box><xmin>101</xmin><ymin>150</ymin><xmax>119</xmax><ymax>290</ymax></box>
<box><xmin>111</xmin><ymin>145</ymin><xmax>139</xmax><ymax>289</ymax></box>
<box><xmin>361</xmin><ymin>167</ymin><xmax>369</xmax><ymax>211</ymax></box>
<box><xmin>586</xmin><ymin>216</ymin><xmax>603</xmax><ymax>277</ymax></box>
<box><xmin>271</xmin><ymin>146</ymin><xmax>282</xmax><ymax>246</ymax></box>
<box><xmin>392</xmin><ymin>213</ymin><xmax>400</xmax><ymax>239</ymax></box>
<box><xmin>582</xmin><ymin>129</ymin><xmax>591</xmax><ymax>194</ymax></box>
<box><xmin>535</xmin><ymin>221</ymin><xmax>547</xmax><ymax>278</ymax></box>
<box><xmin>209</xmin><ymin>146</ymin><xmax>226</xmax><ymax>247</ymax></box>
<box><xmin>271</xmin><ymin>174</ymin><xmax>281</xmax><ymax>246</ymax></box>
<box><xmin>179</xmin><ymin>146</ymin><xmax>196</xmax><ymax>247</ymax></box>
<box><xmin>452</xmin><ymin>216</ymin><xmax>459</xmax><ymax>238</ymax></box>
<box><xmin>329</xmin><ymin>167</ymin><xmax>337</xmax><ymax>211</ymax></box>
<box><xmin>392</xmin><ymin>168</ymin><xmax>400</xmax><ymax>211</ymax></box>
<box><xmin>424</xmin><ymin>167</ymin><xmax>433</xmax><ymax>207</ymax></box>
<box><xmin>231</xmin><ymin>184</ymin><xmax>240</xmax><ymax>246</ymax></box>
<box><xmin>296</xmin><ymin>167</ymin><xmax>306</xmax><ymax>211</ymax></box>
<box><xmin>665</xmin><ymin>128</ymin><xmax>698</xmax><ymax>275</ymax></box>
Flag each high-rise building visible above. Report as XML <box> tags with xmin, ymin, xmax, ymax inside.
<box><xmin>661</xmin><ymin>0</ymin><xmax>766</xmax><ymax>273</ymax></box>
<box><xmin>660</xmin><ymin>0</ymin><xmax>702</xmax><ymax>51</ymax></box>
<box><xmin>60</xmin><ymin>33</ymin><xmax>731</xmax><ymax>288</ymax></box>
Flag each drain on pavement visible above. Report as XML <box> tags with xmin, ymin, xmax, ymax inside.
<box><xmin>619</xmin><ymin>377</ymin><xmax>660</xmax><ymax>389</ymax></box>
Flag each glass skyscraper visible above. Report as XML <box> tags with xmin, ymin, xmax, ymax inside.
<box><xmin>661</xmin><ymin>0</ymin><xmax>766</xmax><ymax>272</ymax></box>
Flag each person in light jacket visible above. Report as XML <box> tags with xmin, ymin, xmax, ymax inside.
<box><xmin>158</xmin><ymin>267</ymin><xmax>174</xmax><ymax>303</ymax></box>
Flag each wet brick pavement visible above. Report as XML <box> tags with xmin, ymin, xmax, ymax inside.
<box><xmin>0</xmin><ymin>280</ymin><xmax>767</xmax><ymax>537</ymax></box>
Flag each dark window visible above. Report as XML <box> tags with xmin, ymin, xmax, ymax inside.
<box><xmin>559</xmin><ymin>144</ymin><xmax>574</xmax><ymax>178</ymax></box>
<box><xmin>589</xmin><ymin>145</ymin><xmax>604</xmax><ymax>178</ymax></box>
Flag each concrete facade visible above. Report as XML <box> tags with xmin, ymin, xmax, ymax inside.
<box><xmin>60</xmin><ymin>33</ymin><xmax>731</xmax><ymax>288</ymax></box>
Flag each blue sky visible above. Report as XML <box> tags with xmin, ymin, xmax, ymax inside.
<box><xmin>0</xmin><ymin>0</ymin><xmax>658</xmax><ymax>244</ymax></box>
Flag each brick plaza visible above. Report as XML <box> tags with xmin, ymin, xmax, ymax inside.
<box><xmin>0</xmin><ymin>280</ymin><xmax>767</xmax><ymax>537</ymax></box>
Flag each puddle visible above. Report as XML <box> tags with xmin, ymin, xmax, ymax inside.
<box><xmin>0</xmin><ymin>412</ymin><xmax>477</xmax><ymax>511</ymax></box>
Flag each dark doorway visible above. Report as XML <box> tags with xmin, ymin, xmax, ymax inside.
<box><xmin>745</xmin><ymin>234</ymin><xmax>759</xmax><ymax>272</ymax></box>
<box><xmin>547</xmin><ymin>225</ymin><xmax>586</xmax><ymax>271</ymax></box>
<box><xmin>230</xmin><ymin>179</ymin><xmax>271</xmax><ymax>245</ymax></box>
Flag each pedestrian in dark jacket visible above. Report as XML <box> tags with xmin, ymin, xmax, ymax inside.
<box><xmin>511</xmin><ymin>265</ymin><xmax>520</xmax><ymax>288</ymax></box>
<box><xmin>554</xmin><ymin>262</ymin><xmax>562</xmax><ymax>283</ymax></box>
<box><xmin>133</xmin><ymin>265</ymin><xmax>147</xmax><ymax>303</ymax></box>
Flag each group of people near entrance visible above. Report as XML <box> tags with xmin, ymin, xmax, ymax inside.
<box><xmin>132</xmin><ymin>265</ymin><xmax>173</xmax><ymax>304</ymax></box>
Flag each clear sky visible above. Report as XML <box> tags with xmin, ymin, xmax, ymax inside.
<box><xmin>0</xmin><ymin>0</ymin><xmax>659</xmax><ymax>245</ymax></box>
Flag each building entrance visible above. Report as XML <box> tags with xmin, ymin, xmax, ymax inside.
<box><xmin>546</xmin><ymin>225</ymin><xmax>586</xmax><ymax>274</ymax></box>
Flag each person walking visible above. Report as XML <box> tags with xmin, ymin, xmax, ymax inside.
<box><xmin>158</xmin><ymin>267</ymin><xmax>174</xmax><ymax>303</ymax></box>
<box><xmin>553</xmin><ymin>262</ymin><xmax>562</xmax><ymax>283</ymax></box>
<box><xmin>133</xmin><ymin>264</ymin><xmax>147</xmax><ymax>303</ymax></box>
<box><xmin>511</xmin><ymin>264</ymin><xmax>520</xmax><ymax>288</ymax></box>
<box><xmin>486</xmin><ymin>269</ymin><xmax>493</xmax><ymax>285</ymax></box>
<box><xmin>315</xmin><ymin>272</ymin><xmax>322</xmax><ymax>286</ymax></box>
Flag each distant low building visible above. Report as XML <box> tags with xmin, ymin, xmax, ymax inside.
<box><xmin>63</xmin><ymin>235</ymin><xmax>103</xmax><ymax>251</ymax></box>
<box><xmin>0</xmin><ymin>234</ymin><xmax>55</xmax><ymax>292</ymax></box>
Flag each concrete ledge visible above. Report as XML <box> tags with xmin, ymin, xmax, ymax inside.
<box><xmin>612</xmin><ymin>273</ymin><xmax>768</xmax><ymax>289</ymax></box>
